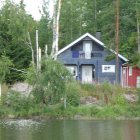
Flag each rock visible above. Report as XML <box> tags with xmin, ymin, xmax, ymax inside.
<box><xmin>80</xmin><ymin>96</ymin><xmax>98</xmax><ymax>105</ymax></box>
<box><xmin>10</xmin><ymin>82</ymin><xmax>32</xmax><ymax>96</ymax></box>
<box><xmin>124</xmin><ymin>94</ymin><xmax>138</xmax><ymax>102</ymax></box>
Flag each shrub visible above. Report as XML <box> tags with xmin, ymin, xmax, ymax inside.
<box><xmin>26</xmin><ymin>58</ymin><xmax>72</xmax><ymax>105</ymax></box>
<box><xmin>66</xmin><ymin>82</ymin><xmax>81</xmax><ymax>107</ymax></box>
<box><xmin>3</xmin><ymin>91</ymin><xmax>34</xmax><ymax>117</ymax></box>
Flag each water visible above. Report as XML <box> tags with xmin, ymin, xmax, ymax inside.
<box><xmin>0</xmin><ymin>119</ymin><xmax>140</xmax><ymax>140</ymax></box>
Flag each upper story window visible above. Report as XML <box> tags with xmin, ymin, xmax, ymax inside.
<box><xmin>83</xmin><ymin>41</ymin><xmax>92</xmax><ymax>59</ymax></box>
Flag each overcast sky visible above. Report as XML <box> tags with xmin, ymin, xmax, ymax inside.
<box><xmin>14</xmin><ymin>0</ymin><xmax>43</xmax><ymax>20</ymax></box>
<box><xmin>0</xmin><ymin>0</ymin><xmax>53</xmax><ymax>20</ymax></box>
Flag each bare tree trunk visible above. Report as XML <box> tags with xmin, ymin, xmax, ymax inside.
<box><xmin>94</xmin><ymin>0</ymin><xmax>97</xmax><ymax>31</ymax></box>
<box><xmin>137</xmin><ymin>18</ymin><xmax>140</xmax><ymax>53</ymax></box>
<box><xmin>45</xmin><ymin>44</ymin><xmax>48</xmax><ymax>57</ymax></box>
<box><xmin>27</xmin><ymin>32</ymin><xmax>35</xmax><ymax>66</ymax></box>
<box><xmin>0</xmin><ymin>83</ymin><xmax>1</xmax><ymax>97</ymax></box>
<box><xmin>55</xmin><ymin>0</ymin><xmax>62</xmax><ymax>53</ymax></box>
<box><xmin>51</xmin><ymin>0</ymin><xmax>57</xmax><ymax>56</ymax></box>
<box><xmin>36</xmin><ymin>30</ymin><xmax>39</xmax><ymax>73</ymax></box>
<box><xmin>38</xmin><ymin>47</ymin><xmax>42</xmax><ymax>71</ymax></box>
<box><xmin>51</xmin><ymin>0</ymin><xmax>62</xmax><ymax>57</ymax></box>
<box><xmin>115</xmin><ymin>0</ymin><xmax>120</xmax><ymax>84</ymax></box>
<box><xmin>136</xmin><ymin>1</ymin><xmax>140</xmax><ymax>53</ymax></box>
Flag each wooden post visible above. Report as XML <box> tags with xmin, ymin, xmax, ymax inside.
<box><xmin>45</xmin><ymin>44</ymin><xmax>48</xmax><ymax>57</ymax></box>
<box><xmin>36</xmin><ymin>30</ymin><xmax>39</xmax><ymax>73</ymax></box>
<box><xmin>64</xmin><ymin>94</ymin><xmax>66</xmax><ymax>109</ymax></box>
<box><xmin>38</xmin><ymin>47</ymin><xmax>41</xmax><ymax>71</ymax></box>
<box><xmin>115</xmin><ymin>0</ymin><xmax>119</xmax><ymax>84</ymax></box>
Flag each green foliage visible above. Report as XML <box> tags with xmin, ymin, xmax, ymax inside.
<box><xmin>105</xmin><ymin>54</ymin><xmax>116</xmax><ymax>61</ymax></box>
<box><xmin>3</xmin><ymin>91</ymin><xmax>34</xmax><ymax>117</ymax></box>
<box><xmin>27</xmin><ymin>58</ymin><xmax>72</xmax><ymax>105</ymax></box>
<box><xmin>66</xmin><ymin>82</ymin><xmax>81</xmax><ymax>106</ymax></box>
<box><xmin>0</xmin><ymin>55</ymin><xmax>13</xmax><ymax>83</ymax></box>
<box><xmin>26</xmin><ymin>65</ymin><xmax>37</xmax><ymax>86</ymax></box>
<box><xmin>0</xmin><ymin>0</ymin><xmax>36</xmax><ymax>83</ymax></box>
<box><xmin>137</xmin><ymin>88</ymin><xmax>140</xmax><ymax>104</ymax></box>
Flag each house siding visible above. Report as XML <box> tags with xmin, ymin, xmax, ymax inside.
<box><xmin>57</xmin><ymin>36</ymin><xmax>125</xmax><ymax>84</ymax></box>
<box><xmin>128</xmin><ymin>67</ymin><xmax>140</xmax><ymax>88</ymax></box>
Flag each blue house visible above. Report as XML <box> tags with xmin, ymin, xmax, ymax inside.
<box><xmin>56</xmin><ymin>33</ymin><xmax>128</xmax><ymax>84</ymax></box>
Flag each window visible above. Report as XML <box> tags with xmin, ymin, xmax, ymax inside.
<box><xmin>137</xmin><ymin>76</ymin><xmax>140</xmax><ymax>88</ymax></box>
<box><xmin>102</xmin><ymin>65</ymin><xmax>115</xmax><ymax>73</ymax></box>
<box><xmin>66</xmin><ymin>66</ymin><xmax>77</xmax><ymax>78</ymax></box>
<box><xmin>83</xmin><ymin>42</ymin><xmax>92</xmax><ymax>59</ymax></box>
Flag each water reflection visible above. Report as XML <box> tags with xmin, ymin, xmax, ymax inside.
<box><xmin>0</xmin><ymin>120</ymin><xmax>140</xmax><ymax>140</ymax></box>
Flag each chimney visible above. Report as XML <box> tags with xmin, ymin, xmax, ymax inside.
<box><xmin>95</xmin><ymin>31</ymin><xmax>101</xmax><ymax>41</ymax></box>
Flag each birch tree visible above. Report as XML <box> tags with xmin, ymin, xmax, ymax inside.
<box><xmin>51</xmin><ymin>0</ymin><xmax>62</xmax><ymax>57</ymax></box>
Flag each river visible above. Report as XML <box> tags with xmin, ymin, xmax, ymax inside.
<box><xmin>0</xmin><ymin>119</ymin><xmax>140</xmax><ymax>140</ymax></box>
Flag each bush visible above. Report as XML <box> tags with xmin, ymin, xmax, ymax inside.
<box><xmin>3</xmin><ymin>91</ymin><xmax>34</xmax><ymax>117</ymax></box>
<box><xmin>26</xmin><ymin>58</ymin><xmax>72</xmax><ymax>105</ymax></box>
<box><xmin>66</xmin><ymin>82</ymin><xmax>81</xmax><ymax>107</ymax></box>
<box><xmin>137</xmin><ymin>88</ymin><xmax>140</xmax><ymax>104</ymax></box>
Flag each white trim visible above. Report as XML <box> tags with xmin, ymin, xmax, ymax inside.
<box><xmin>129</xmin><ymin>66</ymin><xmax>132</xmax><ymax>76</ymax></box>
<box><xmin>56</xmin><ymin>33</ymin><xmax>104</xmax><ymax>55</ymax></box>
<box><xmin>137</xmin><ymin>76</ymin><xmax>140</xmax><ymax>88</ymax></box>
<box><xmin>56</xmin><ymin>33</ymin><xmax>128</xmax><ymax>62</ymax></box>
<box><xmin>82</xmin><ymin>65</ymin><xmax>93</xmax><ymax>83</ymax></box>
<box><xmin>102</xmin><ymin>65</ymin><xmax>115</xmax><ymax>73</ymax></box>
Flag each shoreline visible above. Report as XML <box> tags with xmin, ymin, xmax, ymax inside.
<box><xmin>1</xmin><ymin>115</ymin><xmax>140</xmax><ymax>121</ymax></box>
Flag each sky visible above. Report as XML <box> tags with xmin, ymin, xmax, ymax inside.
<box><xmin>0</xmin><ymin>0</ymin><xmax>53</xmax><ymax>20</ymax></box>
<box><xmin>14</xmin><ymin>0</ymin><xmax>43</xmax><ymax>20</ymax></box>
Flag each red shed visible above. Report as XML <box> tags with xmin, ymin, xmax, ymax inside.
<box><xmin>122</xmin><ymin>65</ymin><xmax>140</xmax><ymax>88</ymax></box>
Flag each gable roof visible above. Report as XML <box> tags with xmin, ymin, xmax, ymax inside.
<box><xmin>56</xmin><ymin>33</ymin><xmax>128</xmax><ymax>62</ymax></box>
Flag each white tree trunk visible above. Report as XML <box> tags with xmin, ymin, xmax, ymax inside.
<box><xmin>38</xmin><ymin>47</ymin><xmax>41</xmax><ymax>71</ymax></box>
<box><xmin>36</xmin><ymin>30</ymin><xmax>39</xmax><ymax>72</ymax></box>
<box><xmin>27</xmin><ymin>32</ymin><xmax>35</xmax><ymax>66</ymax></box>
<box><xmin>55</xmin><ymin>0</ymin><xmax>62</xmax><ymax>53</ymax></box>
<box><xmin>45</xmin><ymin>44</ymin><xmax>48</xmax><ymax>57</ymax></box>
<box><xmin>51</xmin><ymin>0</ymin><xmax>57</xmax><ymax>56</ymax></box>
<box><xmin>51</xmin><ymin>0</ymin><xmax>62</xmax><ymax>57</ymax></box>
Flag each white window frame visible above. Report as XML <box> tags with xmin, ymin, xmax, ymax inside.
<box><xmin>137</xmin><ymin>76</ymin><xmax>140</xmax><ymax>88</ymax></box>
<box><xmin>83</xmin><ymin>41</ymin><xmax>92</xmax><ymax>59</ymax></box>
<box><xmin>102</xmin><ymin>65</ymin><xmax>115</xmax><ymax>73</ymax></box>
<box><xmin>66</xmin><ymin>66</ymin><xmax>77</xmax><ymax>78</ymax></box>
<box><xmin>129</xmin><ymin>66</ymin><xmax>132</xmax><ymax>76</ymax></box>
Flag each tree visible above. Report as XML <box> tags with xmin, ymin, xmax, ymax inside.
<box><xmin>38</xmin><ymin>0</ymin><xmax>53</xmax><ymax>55</ymax></box>
<box><xmin>0</xmin><ymin>55</ymin><xmax>12</xmax><ymax>97</ymax></box>
<box><xmin>51</xmin><ymin>0</ymin><xmax>62</xmax><ymax>56</ymax></box>
<box><xmin>0</xmin><ymin>0</ymin><xmax>36</xmax><ymax>83</ymax></box>
<box><xmin>26</xmin><ymin>58</ymin><xmax>72</xmax><ymax>105</ymax></box>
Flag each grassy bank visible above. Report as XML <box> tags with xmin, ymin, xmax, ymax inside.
<box><xmin>0</xmin><ymin>83</ymin><xmax>140</xmax><ymax>119</ymax></box>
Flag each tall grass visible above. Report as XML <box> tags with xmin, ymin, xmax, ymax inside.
<box><xmin>0</xmin><ymin>82</ymin><xmax>139</xmax><ymax>119</ymax></box>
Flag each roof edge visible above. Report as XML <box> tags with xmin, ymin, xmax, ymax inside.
<box><xmin>56</xmin><ymin>33</ymin><xmax>129</xmax><ymax>62</ymax></box>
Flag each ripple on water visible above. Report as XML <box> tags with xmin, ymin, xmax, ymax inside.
<box><xmin>0</xmin><ymin>119</ymin><xmax>41</xmax><ymax>130</ymax></box>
